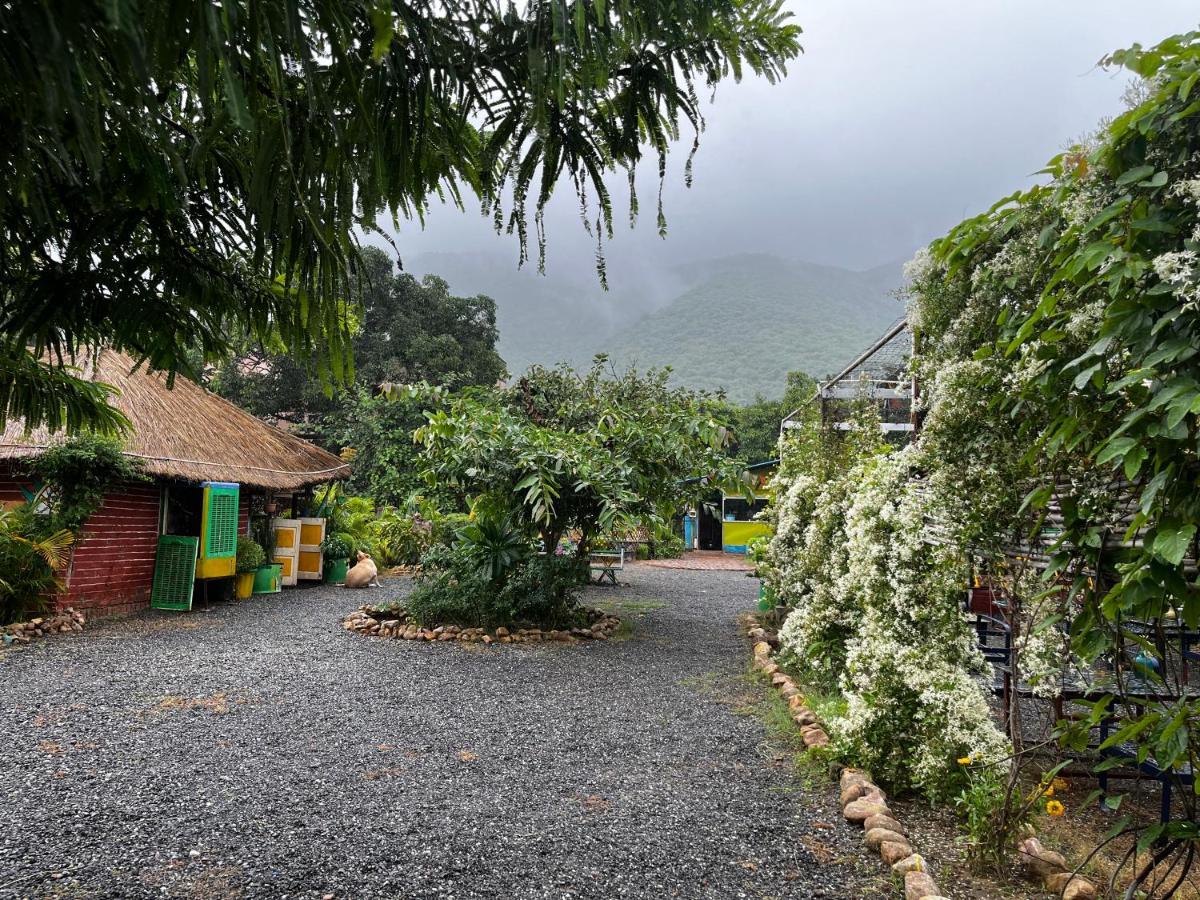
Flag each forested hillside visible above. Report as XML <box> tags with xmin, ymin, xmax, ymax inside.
<box><xmin>408</xmin><ymin>251</ymin><xmax>904</xmax><ymax>401</ymax></box>
<box><xmin>603</xmin><ymin>255</ymin><xmax>902</xmax><ymax>401</ymax></box>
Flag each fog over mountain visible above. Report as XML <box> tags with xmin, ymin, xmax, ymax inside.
<box><xmin>376</xmin><ymin>1</ymin><xmax>1199</xmax><ymax>397</ymax></box>
<box><xmin>408</xmin><ymin>251</ymin><xmax>904</xmax><ymax>401</ymax></box>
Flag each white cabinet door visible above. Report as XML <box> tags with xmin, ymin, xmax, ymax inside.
<box><xmin>297</xmin><ymin>517</ymin><xmax>326</xmax><ymax>581</ymax></box>
<box><xmin>271</xmin><ymin>518</ymin><xmax>300</xmax><ymax>587</ymax></box>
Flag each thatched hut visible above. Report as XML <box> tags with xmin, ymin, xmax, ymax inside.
<box><xmin>0</xmin><ymin>349</ymin><xmax>350</xmax><ymax>616</ymax></box>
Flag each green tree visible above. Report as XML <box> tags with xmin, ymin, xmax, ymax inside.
<box><xmin>1</xmin><ymin>0</ymin><xmax>802</xmax><ymax>433</ymax></box>
<box><xmin>212</xmin><ymin>246</ymin><xmax>506</xmax><ymax>425</ymax></box>
<box><xmin>351</xmin><ymin>248</ymin><xmax>506</xmax><ymax>391</ymax></box>
<box><xmin>416</xmin><ymin>359</ymin><xmax>743</xmax><ymax>557</ymax></box>
<box><xmin>319</xmin><ymin>386</ymin><xmax>454</xmax><ymax>508</ymax></box>
<box><xmin>725</xmin><ymin>370</ymin><xmax>816</xmax><ymax>463</ymax></box>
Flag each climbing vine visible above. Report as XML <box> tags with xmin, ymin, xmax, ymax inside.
<box><xmin>766</xmin><ymin>31</ymin><xmax>1200</xmax><ymax>885</ymax></box>
<box><xmin>30</xmin><ymin>435</ymin><xmax>146</xmax><ymax>533</ymax></box>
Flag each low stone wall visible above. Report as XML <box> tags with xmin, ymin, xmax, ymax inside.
<box><xmin>1015</xmin><ymin>837</ymin><xmax>1097</xmax><ymax>899</ymax></box>
<box><xmin>2</xmin><ymin>608</ymin><xmax>86</xmax><ymax>646</ymax></box>
<box><xmin>747</xmin><ymin>618</ymin><xmax>949</xmax><ymax>900</ymax></box>
<box><xmin>747</xmin><ymin>617</ymin><xmax>1101</xmax><ymax>900</ymax></box>
<box><xmin>343</xmin><ymin>605</ymin><xmax>621</xmax><ymax>644</ymax></box>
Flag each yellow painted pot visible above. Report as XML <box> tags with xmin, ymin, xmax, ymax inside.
<box><xmin>235</xmin><ymin>572</ymin><xmax>255</xmax><ymax>600</ymax></box>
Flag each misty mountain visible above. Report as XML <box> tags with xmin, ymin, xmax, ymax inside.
<box><xmin>405</xmin><ymin>251</ymin><xmax>681</xmax><ymax>375</ymax></box>
<box><xmin>602</xmin><ymin>255</ymin><xmax>905</xmax><ymax>402</ymax></box>
<box><xmin>407</xmin><ymin>251</ymin><xmax>904</xmax><ymax>402</ymax></box>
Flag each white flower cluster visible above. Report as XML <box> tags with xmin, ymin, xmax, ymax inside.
<box><xmin>769</xmin><ymin>439</ymin><xmax>1010</xmax><ymax>796</ymax></box>
<box><xmin>1153</xmin><ymin>249</ymin><xmax>1200</xmax><ymax>311</ymax></box>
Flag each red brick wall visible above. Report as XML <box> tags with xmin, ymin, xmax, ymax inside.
<box><xmin>239</xmin><ymin>491</ymin><xmax>250</xmax><ymax>536</ymax></box>
<box><xmin>60</xmin><ymin>481</ymin><xmax>162</xmax><ymax>617</ymax></box>
<box><xmin>0</xmin><ymin>467</ymin><xmax>260</xmax><ymax>618</ymax></box>
<box><xmin>0</xmin><ymin>462</ymin><xmax>37</xmax><ymax>505</ymax></box>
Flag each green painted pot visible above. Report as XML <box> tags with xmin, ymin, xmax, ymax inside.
<box><xmin>756</xmin><ymin>582</ymin><xmax>774</xmax><ymax>612</ymax></box>
<box><xmin>325</xmin><ymin>557</ymin><xmax>349</xmax><ymax>584</ymax></box>
<box><xmin>252</xmin><ymin>563</ymin><xmax>282</xmax><ymax>594</ymax></box>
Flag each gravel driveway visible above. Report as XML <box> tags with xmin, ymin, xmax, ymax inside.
<box><xmin>1</xmin><ymin>564</ymin><xmax>881</xmax><ymax>899</ymax></box>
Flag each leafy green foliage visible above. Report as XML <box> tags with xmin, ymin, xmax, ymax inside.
<box><xmin>316</xmin><ymin>388</ymin><xmax>449</xmax><ymax>508</ymax></box>
<box><xmin>0</xmin><ymin>497</ymin><xmax>74</xmax><ymax>625</ymax></box>
<box><xmin>457</xmin><ymin>516</ymin><xmax>529</xmax><ymax>584</ymax></box>
<box><xmin>723</xmin><ymin>370</ymin><xmax>816</xmax><ymax>463</ymax></box>
<box><xmin>903</xmin><ymin>30</ymin><xmax>1200</xmax><ymax>867</ymax></box>
<box><xmin>405</xmin><ymin>540</ymin><xmax>584</xmax><ymax>630</ymax></box>
<box><xmin>30</xmin><ymin>435</ymin><xmax>146</xmax><ymax>532</ymax></box>
<box><xmin>1</xmin><ymin>0</ymin><xmax>801</xmax><ymax>432</ymax></box>
<box><xmin>235</xmin><ymin>539</ymin><xmax>266</xmax><ymax>574</ymax></box>
<box><xmin>319</xmin><ymin>532</ymin><xmax>355</xmax><ymax>561</ymax></box>
<box><xmin>416</xmin><ymin>359</ymin><xmax>744</xmax><ymax>555</ymax></box>
<box><xmin>351</xmin><ymin>249</ymin><xmax>506</xmax><ymax>391</ymax></box>
<box><xmin>372</xmin><ymin>509</ymin><xmax>435</xmax><ymax>567</ymax></box>
<box><xmin>313</xmin><ymin>491</ymin><xmax>384</xmax><ymax>557</ymax></box>
<box><xmin>0</xmin><ymin>347</ymin><xmax>129</xmax><ymax>436</ymax></box>
<box><xmin>212</xmin><ymin>247</ymin><xmax>506</xmax><ymax>430</ymax></box>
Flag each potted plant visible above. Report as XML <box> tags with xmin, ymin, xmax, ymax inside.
<box><xmin>235</xmin><ymin>539</ymin><xmax>266</xmax><ymax>599</ymax></box>
<box><xmin>321</xmin><ymin>531</ymin><xmax>354</xmax><ymax>584</ymax></box>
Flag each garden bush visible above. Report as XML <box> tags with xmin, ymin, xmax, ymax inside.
<box><xmin>372</xmin><ymin>508</ymin><xmax>432</xmax><ymax>566</ymax></box>
<box><xmin>235</xmin><ymin>538</ymin><xmax>266</xmax><ymax>573</ymax></box>
<box><xmin>320</xmin><ymin>532</ymin><xmax>354</xmax><ymax>561</ymax></box>
<box><xmin>762</xmin><ymin>30</ymin><xmax>1200</xmax><ymax>883</ymax></box>
<box><xmin>404</xmin><ymin>533</ymin><xmax>584</xmax><ymax>630</ymax></box>
<box><xmin>0</xmin><ymin>498</ymin><xmax>73</xmax><ymax>624</ymax></box>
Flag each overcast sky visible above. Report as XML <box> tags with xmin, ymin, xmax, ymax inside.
<box><xmin>378</xmin><ymin>2</ymin><xmax>1199</xmax><ymax>278</ymax></box>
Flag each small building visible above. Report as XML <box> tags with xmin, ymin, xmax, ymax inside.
<box><xmin>0</xmin><ymin>350</ymin><xmax>350</xmax><ymax>617</ymax></box>
<box><xmin>685</xmin><ymin>459</ymin><xmax>777</xmax><ymax>553</ymax></box>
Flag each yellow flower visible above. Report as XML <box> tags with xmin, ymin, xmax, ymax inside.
<box><xmin>1051</xmin><ymin>777</ymin><xmax>1069</xmax><ymax>793</ymax></box>
<box><xmin>1042</xmin><ymin>786</ymin><xmax>1054</xmax><ymax>798</ymax></box>
<box><xmin>1045</xmin><ymin>800</ymin><xmax>1065</xmax><ymax>817</ymax></box>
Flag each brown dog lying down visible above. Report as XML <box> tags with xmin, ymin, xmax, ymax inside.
<box><xmin>343</xmin><ymin>550</ymin><xmax>381</xmax><ymax>588</ymax></box>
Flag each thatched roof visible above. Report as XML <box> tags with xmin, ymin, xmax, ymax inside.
<box><xmin>0</xmin><ymin>349</ymin><xmax>351</xmax><ymax>490</ymax></box>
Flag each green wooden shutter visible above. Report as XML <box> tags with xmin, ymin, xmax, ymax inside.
<box><xmin>150</xmin><ymin>535</ymin><xmax>198</xmax><ymax>610</ymax></box>
<box><xmin>202</xmin><ymin>482</ymin><xmax>239</xmax><ymax>559</ymax></box>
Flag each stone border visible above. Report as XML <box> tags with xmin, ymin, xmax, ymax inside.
<box><xmin>343</xmin><ymin>605</ymin><xmax>621</xmax><ymax>644</ymax></box>
<box><xmin>746</xmin><ymin>619</ymin><xmax>949</xmax><ymax>900</ymax></box>
<box><xmin>2</xmin><ymin>608</ymin><xmax>86</xmax><ymax>647</ymax></box>
<box><xmin>1015</xmin><ymin>836</ymin><xmax>1097</xmax><ymax>900</ymax></box>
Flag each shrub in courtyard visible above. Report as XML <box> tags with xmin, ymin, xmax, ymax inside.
<box><xmin>416</xmin><ymin>360</ymin><xmax>743</xmax><ymax>562</ymax></box>
<box><xmin>0</xmin><ymin>497</ymin><xmax>74</xmax><ymax>624</ymax></box>
<box><xmin>404</xmin><ymin>516</ymin><xmax>585</xmax><ymax>629</ymax></box>
<box><xmin>765</xmin><ymin>30</ymin><xmax>1200</xmax><ymax>888</ymax></box>
<box><xmin>235</xmin><ymin>539</ymin><xmax>266</xmax><ymax>573</ymax></box>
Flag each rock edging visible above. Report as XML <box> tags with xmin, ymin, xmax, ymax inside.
<box><xmin>1015</xmin><ymin>836</ymin><xmax>1097</xmax><ymax>900</ymax></box>
<box><xmin>2</xmin><ymin>608</ymin><xmax>86</xmax><ymax>647</ymax></box>
<box><xmin>746</xmin><ymin>618</ymin><xmax>948</xmax><ymax>900</ymax></box>
<box><xmin>343</xmin><ymin>605</ymin><xmax>621</xmax><ymax>644</ymax></box>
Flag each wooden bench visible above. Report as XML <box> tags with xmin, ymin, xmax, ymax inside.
<box><xmin>589</xmin><ymin>548</ymin><xmax>625</xmax><ymax>585</ymax></box>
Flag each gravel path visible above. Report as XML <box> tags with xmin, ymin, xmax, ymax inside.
<box><xmin>1</xmin><ymin>564</ymin><xmax>882</xmax><ymax>899</ymax></box>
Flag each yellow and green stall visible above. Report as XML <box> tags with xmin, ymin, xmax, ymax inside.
<box><xmin>686</xmin><ymin>459</ymin><xmax>777</xmax><ymax>553</ymax></box>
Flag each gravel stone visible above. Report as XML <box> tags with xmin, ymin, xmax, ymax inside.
<box><xmin>0</xmin><ymin>565</ymin><xmax>878</xmax><ymax>898</ymax></box>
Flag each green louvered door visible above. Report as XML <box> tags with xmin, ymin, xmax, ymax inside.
<box><xmin>150</xmin><ymin>535</ymin><xmax>199</xmax><ymax>610</ymax></box>
<box><xmin>198</xmin><ymin>482</ymin><xmax>239</xmax><ymax>578</ymax></box>
<box><xmin>203</xmin><ymin>482</ymin><xmax>239</xmax><ymax>557</ymax></box>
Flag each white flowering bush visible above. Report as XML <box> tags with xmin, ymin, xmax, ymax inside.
<box><xmin>769</xmin><ymin>403</ymin><xmax>1009</xmax><ymax>796</ymax></box>
<box><xmin>837</xmin><ymin>448</ymin><xmax>1009</xmax><ymax>793</ymax></box>
<box><xmin>767</xmin><ymin>32</ymin><xmax>1200</xmax><ymax>883</ymax></box>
